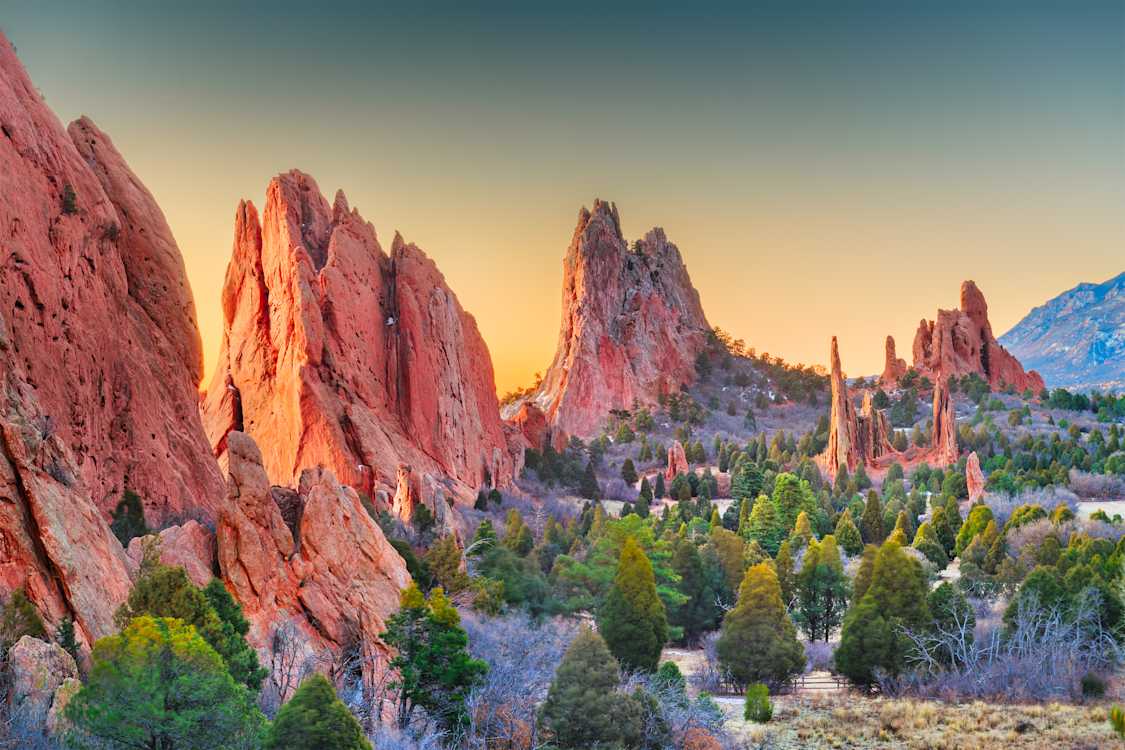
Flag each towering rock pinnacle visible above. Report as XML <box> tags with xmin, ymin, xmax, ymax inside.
<box><xmin>510</xmin><ymin>200</ymin><xmax>710</xmax><ymax>443</ymax></box>
<box><xmin>201</xmin><ymin>171</ymin><xmax>522</xmax><ymax>510</ymax></box>
<box><xmin>966</xmin><ymin>451</ymin><xmax>985</xmax><ymax>503</ymax></box>
<box><xmin>0</xmin><ymin>31</ymin><xmax>218</xmax><ymax>642</ymax></box>
<box><xmin>910</xmin><ymin>281</ymin><xmax>1044</xmax><ymax>393</ymax></box>
<box><xmin>881</xmin><ymin>335</ymin><xmax>907</xmax><ymax>386</ymax></box>
<box><xmin>823</xmin><ymin>337</ymin><xmax>897</xmax><ymax>480</ymax></box>
<box><xmin>0</xmin><ymin>33</ymin><xmax>223</xmax><ymax>526</ymax></box>
<box><xmin>931</xmin><ymin>378</ymin><xmax>959</xmax><ymax>467</ymax></box>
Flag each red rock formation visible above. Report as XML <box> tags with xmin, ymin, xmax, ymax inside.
<box><xmin>881</xmin><ymin>335</ymin><xmax>908</xmax><ymax>387</ymax></box>
<box><xmin>7</xmin><ymin>635</ymin><xmax>77</xmax><ymax>737</ymax></box>
<box><xmin>966</xmin><ymin>451</ymin><xmax>985</xmax><ymax>503</ymax></box>
<box><xmin>508</xmin><ymin>401</ymin><xmax>558</xmax><ymax>452</ymax></box>
<box><xmin>665</xmin><ymin>440</ymin><xmax>690</xmax><ymax>482</ymax></box>
<box><xmin>391</xmin><ymin>464</ymin><xmax>418</xmax><ymax>523</ymax></box>
<box><xmin>0</xmin><ymin>33</ymin><xmax>223</xmax><ymax>526</ymax></box>
<box><xmin>509</xmin><ymin>200</ymin><xmax>710</xmax><ymax>441</ymax></box>
<box><xmin>931</xmin><ymin>378</ymin><xmax>959</xmax><ymax>467</ymax></box>
<box><xmin>217</xmin><ymin>432</ymin><xmax>409</xmax><ymax>689</ymax></box>
<box><xmin>911</xmin><ymin>281</ymin><xmax>1044</xmax><ymax>393</ymax></box>
<box><xmin>125</xmin><ymin>521</ymin><xmax>215</xmax><ymax>588</ymax></box>
<box><xmin>201</xmin><ymin>171</ymin><xmax>521</xmax><ymax>509</ymax></box>
<box><xmin>822</xmin><ymin>338</ymin><xmax>898</xmax><ymax>480</ymax></box>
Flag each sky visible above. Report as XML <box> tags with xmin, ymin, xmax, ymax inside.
<box><xmin>3</xmin><ymin>2</ymin><xmax>1122</xmax><ymax>393</ymax></box>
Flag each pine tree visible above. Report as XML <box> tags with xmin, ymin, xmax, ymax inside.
<box><xmin>835</xmin><ymin>540</ymin><xmax>930</xmax><ymax>684</ymax></box>
<box><xmin>670</xmin><ymin>538</ymin><xmax>719</xmax><ymax>643</ymax></box>
<box><xmin>851</xmin><ymin>544</ymin><xmax>878</xmax><ymax>603</ymax></box>
<box><xmin>746</xmin><ymin>495</ymin><xmax>786</xmax><ymax>555</ymax></box>
<box><xmin>264</xmin><ymin>674</ymin><xmax>371</xmax><ymax>749</ymax></box>
<box><xmin>717</xmin><ymin>563</ymin><xmax>805</xmax><ymax>688</ymax></box>
<box><xmin>794</xmin><ymin>535</ymin><xmax>849</xmax><ymax>642</ymax></box>
<box><xmin>538</xmin><ymin>627</ymin><xmax>641</xmax><ymax>749</ymax></box>
<box><xmin>110</xmin><ymin>489</ymin><xmax>149</xmax><ymax>547</ymax></box>
<box><xmin>774</xmin><ymin>539</ymin><xmax>796</xmax><ymax>606</ymax></box>
<box><xmin>56</xmin><ymin>617</ymin><xmax>79</xmax><ymax>662</ymax></box>
<box><xmin>834</xmin><ymin>511</ymin><xmax>864</xmax><ymax>556</ymax></box>
<box><xmin>860</xmin><ymin>490</ymin><xmax>885</xmax><ymax>545</ymax></box>
<box><xmin>955</xmin><ymin>504</ymin><xmax>994</xmax><ymax>556</ymax></box>
<box><xmin>654</xmin><ymin>473</ymin><xmax>667</xmax><ymax>499</ymax></box>
<box><xmin>597</xmin><ymin>536</ymin><xmax>668</xmax><ymax>671</ymax></box>
<box><xmin>580</xmin><ymin>460</ymin><xmax>601</xmax><ymax>499</ymax></box>
<box><xmin>772</xmin><ymin>473</ymin><xmax>815</xmax><ymax>528</ymax></box>
<box><xmin>621</xmin><ymin>458</ymin><xmax>639</xmax><ymax>485</ymax></box>
<box><xmin>789</xmin><ymin>511</ymin><xmax>815</xmax><ymax>550</ymax></box>
<box><xmin>912</xmin><ymin>521</ymin><xmax>949</xmax><ymax>568</ymax></box>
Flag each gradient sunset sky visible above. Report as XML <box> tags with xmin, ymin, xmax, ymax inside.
<box><xmin>4</xmin><ymin>2</ymin><xmax>1122</xmax><ymax>393</ymax></box>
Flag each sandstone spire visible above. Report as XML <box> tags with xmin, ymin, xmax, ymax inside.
<box><xmin>911</xmin><ymin>281</ymin><xmax>1044</xmax><ymax>393</ymax></box>
<box><xmin>823</xmin><ymin>337</ymin><xmax>899</xmax><ymax>480</ymax></box>
<box><xmin>931</xmin><ymin>377</ymin><xmax>959</xmax><ymax>467</ymax></box>
<box><xmin>508</xmin><ymin>200</ymin><xmax>711</xmax><ymax>443</ymax></box>
<box><xmin>200</xmin><ymin>171</ymin><xmax>523</xmax><ymax>510</ymax></box>
<box><xmin>881</xmin><ymin>335</ymin><xmax>908</xmax><ymax>386</ymax></box>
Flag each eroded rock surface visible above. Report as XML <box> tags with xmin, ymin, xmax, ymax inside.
<box><xmin>966</xmin><ymin>451</ymin><xmax>985</xmax><ymax>503</ymax></box>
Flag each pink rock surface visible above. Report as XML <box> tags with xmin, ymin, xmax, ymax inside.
<box><xmin>0</xmin><ymin>33</ymin><xmax>223</xmax><ymax>526</ymax></box>
<box><xmin>126</xmin><ymin>520</ymin><xmax>215</xmax><ymax>588</ymax></box>
<box><xmin>7</xmin><ymin>635</ymin><xmax>77</xmax><ymax>732</ymax></box>
<box><xmin>881</xmin><ymin>335</ymin><xmax>908</xmax><ymax>387</ymax></box>
<box><xmin>966</xmin><ymin>450</ymin><xmax>985</xmax><ymax>503</ymax></box>
<box><xmin>217</xmin><ymin>432</ymin><xmax>409</xmax><ymax>688</ymax></box>
<box><xmin>931</xmin><ymin>378</ymin><xmax>959</xmax><ymax>468</ymax></box>
<box><xmin>201</xmin><ymin>172</ymin><xmax>520</xmax><ymax>509</ymax></box>
<box><xmin>513</xmin><ymin>200</ymin><xmax>710</xmax><ymax>441</ymax></box>
<box><xmin>665</xmin><ymin>440</ymin><xmax>690</xmax><ymax>482</ymax></box>
<box><xmin>822</xmin><ymin>338</ymin><xmax>897</xmax><ymax>480</ymax></box>
<box><xmin>911</xmin><ymin>281</ymin><xmax>1044</xmax><ymax>394</ymax></box>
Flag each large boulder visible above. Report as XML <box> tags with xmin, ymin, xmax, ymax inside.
<box><xmin>7</xmin><ymin>636</ymin><xmax>78</xmax><ymax>738</ymax></box>
<box><xmin>125</xmin><ymin>520</ymin><xmax>215</xmax><ymax>588</ymax></box>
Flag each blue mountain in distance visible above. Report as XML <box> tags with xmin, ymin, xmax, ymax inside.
<box><xmin>1000</xmin><ymin>272</ymin><xmax>1125</xmax><ymax>393</ymax></box>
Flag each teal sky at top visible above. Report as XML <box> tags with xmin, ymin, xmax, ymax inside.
<box><xmin>2</xmin><ymin>1</ymin><xmax>1122</xmax><ymax>390</ymax></box>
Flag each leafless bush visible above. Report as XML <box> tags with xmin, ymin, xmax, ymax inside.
<box><xmin>367</xmin><ymin>725</ymin><xmax>447</xmax><ymax>750</ymax></box>
<box><xmin>984</xmin><ymin>486</ymin><xmax>1076</xmax><ymax>526</ymax></box>
<box><xmin>621</xmin><ymin>671</ymin><xmax>729</xmax><ymax>749</ymax></box>
<box><xmin>601</xmin><ymin>477</ymin><xmax>638</xmax><ymax>502</ymax></box>
<box><xmin>461</xmin><ymin>611</ymin><xmax>576</xmax><ymax>750</ymax></box>
<box><xmin>691</xmin><ymin>631</ymin><xmax>731</xmax><ymax>694</ymax></box>
<box><xmin>1005</xmin><ymin>516</ymin><xmax>1125</xmax><ymax>557</ymax></box>
<box><xmin>802</xmin><ymin>640</ymin><xmax>835</xmax><ymax>673</ymax></box>
<box><xmin>890</xmin><ymin>587</ymin><xmax>1123</xmax><ymax>701</ymax></box>
<box><xmin>259</xmin><ymin>617</ymin><xmax>320</xmax><ymax>716</ymax></box>
<box><xmin>1069</xmin><ymin>469</ymin><xmax>1125</xmax><ymax>499</ymax></box>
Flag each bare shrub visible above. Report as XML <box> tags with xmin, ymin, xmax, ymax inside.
<box><xmin>802</xmin><ymin>640</ymin><xmax>835</xmax><ymax>673</ymax></box>
<box><xmin>621</xmin><ymin>671</ymin><xmax>729</xmax><ymax>748</ymax></box>
<box><xmin>984</xmin><ymin>485</ymin><xmax>1076</xmax><ymax>526</ymax></box>
<box><xmin>691</xmin><ymin>631</ymin><xmax>731</xmax><ymax>694</ymax></box>
<box><xmin>1069</xmin><ymin>469</ymin><xmax>1125</xmax><ymax>499</ymax></box>
<box><xmin>890</xmin><ymin>587</ymin><xmax>1123</xmax><ymax>701</ymax></box>
<box><xmin>461</xmin><ymin>611</ymin><xmax>576</xmax><ymax>750</ymax></box>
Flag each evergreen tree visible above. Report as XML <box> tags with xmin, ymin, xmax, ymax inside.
<box><xmin>503</xmin><ymin>509</ymin><xmax>535</xmax><ymax>556</ymax></box>
<box><xmin>670</xmin><ymin>538</ymin><xmax>719</xmax><ymax>643</ymax></box>
<box><xmin>834</xmin><ymin>511</ymin><xmax>864</xmax><ymax>556</ymax></box>
<box><xmin>745</xmin><ymin>495</ymin><xmax>785</xmax><ymax>555</ymax></box>
<box><xmin>955</xmin><ymin>504</ymin><xmax>994</xmax><ymax>556</ymax></box>
<box><xmin>654</xmin><ymin>472</ymin><xmax>666</xmax><ymax>499</ymax></box>
<box><xmin>580</xmin><ymin>460</ymin><xmax>601</xmax><ymax>499</ymax></box>
<box><xmin>470</xmin><ymin>519</ymin><xmax>497</xmax><ymax>555</ymax></box>
<box><xmin>860</xmin><ymin>490</ymin><xmax>885</xmax><ymax>545</ymax></box>
<box><xmin>835</xmin><ymin>540</ymin><xmax>930</xmax><ymax>684</ymax></box>
<box><xmin>110</xmin><ymin>489</ymin><xmax>149</xmax><ymax>547</ymax></box>
<box><xmin>927</xmin><ymin>582</ymin><xmax>974</xmax><ymax>665</ymax></box>
<box><xmin>852</xmin><ymin>544</ymin><xmax>878</xmax><ymax>603</ymax></box>
<box><xmin>794</xmin><ymin>536</ymin><xmax>849</xmax><ymax>642</ymax></box>
<box><xmin>381</xmin><ymin>584</ymin><xmax>488</xmax><ymax>732</ymax></box>
<box><xmin>789</xmin><ymin>511</ymin><xmax>815</xmax><ymax>550</ymax></box>
<box><xmin>731</xmin><ymin>463</ymin><xmax>764</xmax><ymax>503</ymax></box>
<box><xmin>203</xmin><ymin>579</ymin><xmax>269</xmax><ymax>692</ymax></box>
<box><xmin>56</xmin><ymin>617</ymin><xmax>79</xmax><ymax>662</ymax></box>
<box><xmin>538</xmin><ymin>627</ymin><xmax>641</xmax><ymax>749</ymax></box>
<box><xmin>264</xmin><ymin>674</ymin><xmax>371</xmax><ymax>749</ymax></box>
<box><xmin>66</xmin><ymin>616</ymin><xmax>265</xmax><ymax>749</ymax></box>
<box><xmin>911</xmin><ymin>522</ymin><xmax>949</xmax><ymax>568</ymax></box>
<box><xmin>717</xmin><ymin>563</ymin><xmax>805</xmax><ymax>687</ymax></box>
<box><xmin>774</xmin><ymin>539</ymin><xmax>796</xmax><ymax>606</ymax></box>
<box><xmin>597</xmin><ymin>536</ymin><xmax>668</xmax><ymax>672</ymax></box>
<box><xmin>0</xmin><ymin>589</ymin><xmax>46</xmax><ymax>649</ymax></box>
<box><xmin>425</xmin><ymin>535</ymin><xmax>471</xmax><ymax>594</ymax></box>
<box><xmin>772</xmin><ymin>473</ymin><xmax>815</xmax><ymax>528</ymax></box>
<box><xmin>621</xmin><ymin>458</ymin><xmax>639</xmax><ymax>485</ymax></box>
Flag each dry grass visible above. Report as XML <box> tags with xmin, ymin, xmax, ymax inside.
<box><xmin>720</xmin><ymin>692</ymin><xmax>1118</xmax><ymax>749</ymax></box>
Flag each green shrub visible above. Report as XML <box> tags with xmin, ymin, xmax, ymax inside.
<box><xmin>1081</xmin><ymin>672</ymin><xmax>1107</xmax><ymax>699</ymax></box>
<box><xmin>1111</xmin><ymin>705</ymin><xmax>1125</xmax><ymax>738</ymax></box>
<box><xmin>744</xmin><ymin>683</ymin><xmax>772</xmax><ymax>722</ymax></box>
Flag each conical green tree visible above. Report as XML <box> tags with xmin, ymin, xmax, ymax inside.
<box><xmin>774</xmin><ymin>539</ymin><xmax>796</xmax><ymax>606</ymax></box>
<box><xmin>670</xmin><ymin>538</ymin><xmax>719</xmax><ymax>643</ymax></box>
<box><xmin>538</xmin><ymin>627</ymin><xmax>641</xmax><ymax>749</ymax></box>
<box><xmin>264</xmin><ymin>674</ymin><xmax>371</xmax><ymax>749</ymax></box>
<box><xmin>834</xmin><ymin>510</ymin><xmax>863</xmax><ymax>556</ymax></box>
<box><xmin>860</xmin><ymin>491</ymin><xmax>884</xmax><ymax>545</ymax></box>
<box><xmin>745</xmin><ymin>494</ymin><xmax>785</xmax><ymax>555</ymax></box>
<box><xmin>835</xmin><ymin>540</ymin><xmax>930</xmax><ymax>684</ymax></box>
<box><xmin>716</xmin><ymin>563</ymin><xmax>805</xmax><ymax>688</ymax></box>
<box><xmin>597</xmin><ymin>536</ymin><xmax>668</xmax><ymax>671</ymax></box>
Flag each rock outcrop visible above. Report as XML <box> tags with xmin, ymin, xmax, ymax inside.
<box><xmin>822</xmin><ymin>338</ymin><xmax>897</xmax><ymax>480</ymax></box>
<box><xmin>217</xmin><ymin>432</ymin><xmax>410</xmax><ymax>689</ymax></box>
<box><xmin>906</xmin><ymin>281</ymin><xmax>1044</xmax><ymax>393</ymax></box>
<box><xmin>6</xmin><ymin>636</ymin><xmax>78</xmax><ymax>738</ymax></box>
<box><xmin>880</xmin><ymin>335</ymin><xmax>908</xmax><ymax>387</ymax></box>
<box><xmin>966</xmin><ymin>451</ymin><xmax>985</xmax><ymax>503</ymax></box>
<box><xmin>0</xmin><ymin>33</ymin><xmax>223</xmax><ymax>527</ymax></box>
<box><xmin>508</xmin><ymin>200</ymin><xmax>710</xmax><ymax>443</ymax></box>
<box><xmin>931</xmin><ymin>378</ymin><xmax>959</xmax><ymax>467</ymax></box>
<box><xmin>125</xmin><ymin>520</ymin><xmax>215</xmax><ymax>588</ymax></box>
<box><xmin>665</xmin><ymin>440</ymin><xmax>690</xmax><ymax>482</ymax></box>
<box><xmin>201</xmin><ymin>171</ymin><xmax>521</xmax><ymax>510</ymax></box>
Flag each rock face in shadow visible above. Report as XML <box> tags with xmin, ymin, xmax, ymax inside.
<box><xmin>0</xmin><ymin>32</ymin><xmax>223</xmax><ymax>526</ymax></box>
<box><xmin>931</xmin><ymin>378</ymin><xmax>959</xmax><ymax>468</ymax></box>
<box><xmin>908</xmin><ymin>281</ymin><xmax>1044</xmax><ymax>393</ymax></box>
<box><xmin>508</xmin><ymin>200</ymin><xmax>710</xmax><ymax>445</ymax></box>
<box><xmin>200</xmin><ymin>171</ymin><xmax>522</xmax><ymax>510</ymax></box>
<box><xmin>216</xmin><ymin>431</ymin><xmax>409</xmax><ymax>693</ymax></box>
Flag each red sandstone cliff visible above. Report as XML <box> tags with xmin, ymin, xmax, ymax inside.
<box><xmin>0</xmin><ymin>31</ymin><xmax>219</xmax><ymax>644</ymax></box>
<box><xmin>509</xmin><ymin>200</ymin><xmax>710</xmax><ymax>444</ymax></box>
<box><xmin>823</xmin><ymin>338</ymin><xmax>896</xmax><ymax>480</ymax></box>
<box><xmin>888</xmin><ymin>280</ymin><xmax>1044</xmax><ymax>393</ymax></box>
<box><xmin>0</xmin><ymin>33</ymin><xmax>223</xmax><ymax>526</ymax></box>
<box><xmin>200</xmin><ymin>171</ymin><xmax>521</xmax><ymax>515</ymax></box>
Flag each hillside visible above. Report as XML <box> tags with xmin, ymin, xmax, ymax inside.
<box><xmin>1000</xmin><ymin>272</ymin><xmax>1125</xmax><ymax>392</ymax></box>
